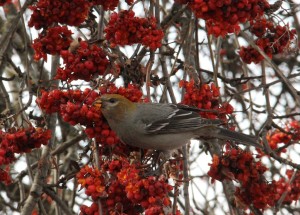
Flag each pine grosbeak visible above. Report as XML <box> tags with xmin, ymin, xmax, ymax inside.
<box><xmin>93</xmin><ymin>94</ymin><xmax>262</xmax><ymax>150</ymax></box>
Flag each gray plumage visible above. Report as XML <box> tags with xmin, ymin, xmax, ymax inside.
<box><xmin>98</xmin><ymin>94</ymin><xmax>262</xmax><ymax>151</ymax></box>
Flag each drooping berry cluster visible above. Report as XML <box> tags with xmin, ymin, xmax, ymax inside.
<box><xmin>105</xmin><ymin>10</ymin><xmax>164</xmax><ymax>50</ymax></box>
<box><xmin>0</xmin><ymin>127</ymin><xmax>51</xmax><ymax>184</ymax></box>
<box><xmin>176</xmin><ymin>0</ymin><xmax>270</xmax><ymax>37</ymax></box>
<box><xmin>179</xmin><ymin>80</ymin><xmax>233</xmax><ymax>121</ymax></box>
<box><xmin>55</xmin><ymin>40</ymin><xmax>109</xmax><ymax>82</ymax></box>
<box><xmin>36</xmin><ymin>84</ymin><xmax>143</xmax><ymax>148</ymax></box>
<box><xmin>77</xmin><ymin>158</ymin><xmax>175</xmax><ymax>215</ymax></box>
<box><xmin>240</xmin><ymin>18</ymin><xmax>297</xmax><ymax>64</ymax></box>
<box><xmin>32</xmin><ymin>26</ymin><xmax>73</xmax><ymax>61</ymax></box>
<box><xmin>28</xmin><ymin>0</ymin><xmax>91</xmax><ymax>30</ymax></box>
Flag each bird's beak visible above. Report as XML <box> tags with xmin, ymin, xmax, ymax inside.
<box><xmin>92</xmin><ymin>98</ymin><xmax>102</xmax><ymax>110</ymax></box>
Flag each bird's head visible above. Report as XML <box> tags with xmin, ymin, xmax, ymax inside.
<box><xmin>93</xmin><ymin>94</ymin><xmax>136</xmax><ymax>121</ymax></box>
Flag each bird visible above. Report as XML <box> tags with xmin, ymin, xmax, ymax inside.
<box><xmin>93</xmin><ymin>94</ymin><xmax>262</xmax><ymax>151</ymax></box>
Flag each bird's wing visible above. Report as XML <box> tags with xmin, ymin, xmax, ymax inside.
<box><xmin>143</xmin><ymin>104</ymin><xmax>222</xmax><ymax>134</ymax></box>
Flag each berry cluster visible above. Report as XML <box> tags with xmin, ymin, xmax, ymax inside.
<box><xmin>208</xmin><ymin>148</ymin><xmax>276</xmax><ymax>209</ymax></box>
<box><xmin>240</xmin><ymin>18</ymin><xmax>297</xmax><ymax>64</ymax></box>
<box><xmin>239</xmin><ymin>46</ymin><xmax>266</xmax><ymax>64</ymax></box>
<box><xmin>0</xmin><ymin>127</ymin><xmax>51</xmax><ymax>184</ymax></box>
<box><xmin>60</xmin><ymin>99</ymin><xmax>101</xmax><ymax>127</ymax></box>
<box><xmin>36</xmin><ymin>89</ymin><xmax>70</xmax><ymax>114</ymax></box>
<box><xmin>80</xmin><ymin>202</ymin><xmax>99</xmax><ymax>215</ymax></box>
<box><xmin>237</xmin><ymin>172</ymin><xmax>300</xmax><ymax>210</ymax></box>
<box><xmin>76</xmin><ymin>157</ymin><xmax>180</xmax><ymax>215</ymax></box>
<box><xmin>208</xmin><ymin>148</ymin><xmax>267</xmax><ymax>184</ymax></box>
<box><xmin>77</xmin><ymin>157</ymin><xmax>174</xmax><ymax>214</ymax></box>
<box><xmin>0</xmin><ymin>166</ymin><xmax>11</xmax><ymax>185</ymax></box>
<box><xmin>0</xmin><ymin>131</ymin><xmax>15</xmax><ymax>166</ymax></box>
<box><xmin>32</xmin><ymin>26</ymin><xmax>73</xmax><ymax>61</ymax></box>
<box><xmin>118</xmin><ymin>167</ymin><xmax>173</xmax><ymax>214</ymax></box>
<box><xmin>55</xmin><ymin>40</ymin><xmax>109</xmax><ymax>82</ymax></box>
<box><xmin>206</xmin><ymin>20</ymin><xmax>240</xmax><ymax>38</ymax></box>
<box><xmin>273</xmin><ymin>169</ymin><xmax>300</xmax><ymax>205</ymax></box>
<box><xmin>265</xmin><ymin>121</ymin><xmax>300</xmax><ymax>153</ymax></box>
<box><xmin>176</xmin><ymin>0</ymin><xmax>270</xmax><ymax>37</ymax></box>
<box><xmin>235</xmin><ymin>178</ymin><xmax>278</xmax><ymax>209</ymax></box>
<box><xmin>36</xmin><ymin>84</ymin><xmax>143</xmax><ymax>148</ymax></box>
<box><xmin>90</xmin><ymin>0</ymin><xmax>133</xmax><ymax>10</ymax></box>
<box><xmin>102</xmin><ymin>159</ymin><xmax>137</xmax><ymax>214</ymax></box>
<box><xmin>179</xmin><ymin>80</ymin><xmax>233</xmax><ymax>121</ymax></box>
<box><xmin>208</xmin><ymin>147</ymin><xmax>300</xmax><ymax>210</ymax></box>
<box><xmin>99</xmin><ymin>83</ymin><xmax>144</xmax><ymax>103</ymax></box>
<box><xmin>105</xmin><ymin>181</ymin><xmax>132</xmax><ymax>212</ymax></box>
<box><xmin>144</xmin><ymin>207</ymin><xmax>182</xmax><ymax>215</ymax></box>
<box><xmin>90</xmin><ymin>0</ymin><xmax>119</xmax><ymax>10</ymax></box>
<box><xmin>36</xmin><ymin>88</ymin><xmax>108</xmax><ymax>143</ymax></box>
<box><xmin>105</xmin><ymin>10</ymin><xmax>164</xmax><ymax>50</ymax></box>
<box><xmin>28</xmin><ymin>0</ymin><xmax>91</xmax><ymax>30</ymax></box>
<box><xmin>0</xmin><ymin>127</ymin><xmax>51</xmax><ymax>156</ymax></box>
<box><xmin>77</xmin><ymin>165</ymin><xmax>106</xmax><ymax>200</ymax></box>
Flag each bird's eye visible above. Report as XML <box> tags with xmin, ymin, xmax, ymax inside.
<box><xmin>109</xmin><ymin>98</ymin><xmax>117</xmax><ymax>103</ymax></box>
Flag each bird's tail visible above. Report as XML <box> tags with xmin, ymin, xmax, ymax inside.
<box><xmin>216</xmin><ymin>128</ymin><xmax>262</xmax><ymax>149</ymax></box>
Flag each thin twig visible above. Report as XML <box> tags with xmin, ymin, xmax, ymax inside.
<box><xmin>145</xmin><ymin>51</ymin><xmax>155</xmax><ymax>100</ymax></box>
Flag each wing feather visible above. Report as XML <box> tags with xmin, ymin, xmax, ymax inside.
<box><xmin>145</xmin><ymin>105</ymin><xmax>222</xmax><ymax>134</ymax></box>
